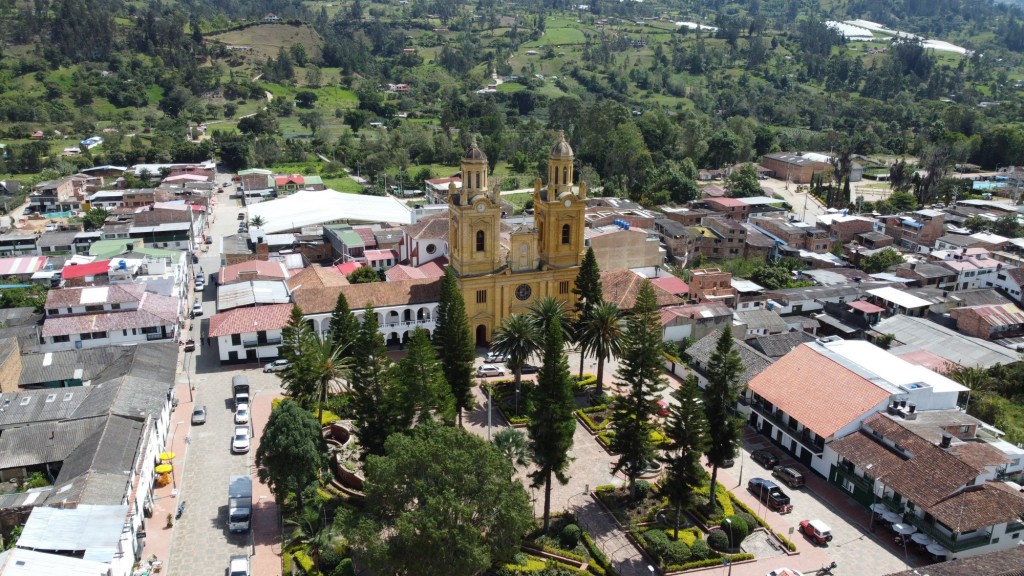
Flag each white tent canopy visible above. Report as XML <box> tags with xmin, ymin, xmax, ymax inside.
<box><xmin>247</xmin><ymin>190</ymin><xmax>414</xmax><ymax>234</ymax></box>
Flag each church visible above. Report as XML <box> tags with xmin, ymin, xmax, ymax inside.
<box><xmin>449</xmin><ymin>132</ymin><xmax>587</xmax><ymax>345</ymax></box>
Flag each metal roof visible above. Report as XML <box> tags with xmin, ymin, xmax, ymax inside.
<box><xmin>46</xmin><ymin>415</ymin><xmax>143</xmax><ymax>506</ymax></box>
<box><xmin>0</xmin><ymin>548</ymin><xmax>112</xmax><ymax>576</ymax></box>
<box><xmin>875</xmin><ymin>315</ymin><xmax>1019</xmax><ymax>369</ymax></box>
<box><xmin>216</xmin><ymin>280</ymin><xmax>291</xmax><ymax>311</ymax></box>
<box><xmin>17</xmin><ymin>504</ymin><xmax>128</xmax><ymax>562</ymax></box>
<box><xmin>0</xmin><ymin>416</ymin><xmax>106</xmax><ymax>469</ymax></box>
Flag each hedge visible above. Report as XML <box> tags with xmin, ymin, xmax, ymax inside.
<box><xmin>582</xmin><ymin>532</ymin><xmax>618</xmax><ymax>576</ymax></box>
<box><xmin>283</xmin><ymin>551</ymin><xmax>294</xmax><ymax>574</ymax></box>
<box><xmin>729</xmin><ymin>494</ymin><xmax>768</xmax><ymax>528</ymax></box>
<box><xmin>776</xmin><ymin>531</ymin><xmax>798</xmax><ymax>552</ymax></box>
<box><xmin>666</xmin><ymin>553</ymin><xmax>755</xmax><ymax>572</ymax></box>
<box><xmin>521</xmin><ymin>543</ymin><xmax>588</xmax><ymax>564</ymax></box>
<box><xmin>293</xmin><ymin>550</ymin><xmax>322</xmax><ymax>575</ymax></box>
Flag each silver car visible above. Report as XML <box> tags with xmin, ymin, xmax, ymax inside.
<box><xmin>263</xmin><ymin>359</ymin><xmax>290</xmax><ymax>373</ymax></box>
<box><xmin>476</xmin><ymin>364</ymin><xmax>505</xmax><ymax>378</ymax></box>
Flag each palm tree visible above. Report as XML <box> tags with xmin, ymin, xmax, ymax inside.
<box><xmin>285</xmin><ymin>505</ymin><xmax>338</xmax><ymax>573</ymax></box>
<box><xmin>578</xmin><ymin>301</ymin><xmax>624</xmax><ymax>399</ymax></box>
<box><xmin>490</xmin><ymin>313</ymin><xmax>541</xmax><ymax>415</ymax></box>
<box><xmin>304</xmin><ymin>333</ymin><xmax>353</xmax><ymax>424</ymax></box>
<box><xmin>493</xmin><ymin>428</ymin><xmax>531</xmax><ymax>475</ymax></box>
<box><xmin>528</xmin><ymin>297</ymin><xmax>571</xmax><ymax>342</ymax></box>
<box><xmin>250</xmin><ymin>215</ymin><xmax>266</xmax><ymax>227</ymax></box>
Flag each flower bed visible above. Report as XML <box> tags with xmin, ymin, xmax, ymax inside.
<box><xmin>575</xmin><ymin>405</ymin><xmax>610</xmax><ymax>433</ymax></box>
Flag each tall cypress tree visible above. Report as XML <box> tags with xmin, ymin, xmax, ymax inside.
<box><xmin>327</xmin><ymin>292</ymin><xmax>359</xmax><ymax>357</ymax></box>
<box><xmin>573</xmin><ymin>246</ymin><xmax>603</xmax><ymax>377</ymax></box>
<box><xmin>393</xmin><ymin>328</ymin><xmax>454</xmax><ymax>425</ymax></box>
<box><xmin>350</xmin><ymin>306</ymin><xmax>411</xmax><ymax>457</ymax></box>
<box><xmin>703</xmin><ymin>326</ymin><xmax>744</xmax><ymax>513</ymax></box>
<box><xmin>527</xmin><ymin>316</ymin><xmax>576</xmax><ymax>532</ymax></box>
<box><xmin>435</xmin><ymin>267</ymin><xmax>475</xmax><ymax>426</ymax></box>
<box><xmin>661</xmin><ymin>374</ymin><xmax>709</xmax><ymax>538</ymax></box>
<box><xmin>609</xmin><ymin>281</ymin><xmax>667</xmax><ymax>497</ymax></box>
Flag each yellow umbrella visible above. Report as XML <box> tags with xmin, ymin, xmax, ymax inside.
<box><xmin>159</xmin><ymin>452</ymin><xmax>176</xmax><ymax>461</ymax></box>
<box><xmin>155</xmin><ymin>463</ymin><xmax>173</xmax><ymax>474</ymax></box>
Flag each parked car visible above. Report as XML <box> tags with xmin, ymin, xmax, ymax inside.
<box><xmin>228</xmin><ymin>554</ymin><xmax>250</xmax><ymax>576</ymax></box>
<box><xmin>773</xmin><ymin>466</ymin><xmax>806</xmax><ymax>489</ymax></box>
<box><xmin>519</xmin><ymin>363</ymin><xmax>539</xmax><ymax>374</ymax></box>
<box><xmin>192</xmin><ymin>302</ymin><xmax>204</xmax><ymax>316</ymax></box>
<box><xmin>476</xmin><ymin>364</ymin><xmax>505</xmax><ymax>377</ymax></box>
<box><xmin>237</xmin><ymin>212</ymin><xmax>245</xmax><ymax>220</ymax></box>
<box><xmin>263</xmin><ymin>359</ymin><xmax>290</xmax><ymax>373</ymax></box>
<box><xmin>231</xmin><ymin>426</ymin><xmax>251</xmax><ymax>454</ymax></box>
<box><xmin>485</xmin><ymin>350</ymin><xmax>507</xmax><ymax>363</ymax></box>
<box><xmin>799</xmin><ymin>519</ymin><xmax>833</xmax><ymax>545</ymax></box>
<box><xmin>191</xmin><ymin>405</ymin><xmax>207</xmax><ymax>425</ymax></box>
<box><xmin>205</xmin><ymin>236</ymin><xmax>213</xmax><ymax>245</ymax></box>
<box><xmin>751</xmin><ymin>449</ymin><xmax>780</xmax><ymax>469</ymax></box>
<box><xmin>234</xmin><ymin>405</ymin><xmax>250</xmax><ymax>425</ymax></box>
<box><xmin>747</xmin><ymin>478</ymin><xmax>793</xmax><ymax>514</ymax></box>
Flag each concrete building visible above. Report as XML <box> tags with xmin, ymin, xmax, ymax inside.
<box><xmin>950</xmin><ymin>303</ymin><xmax>1024</xmax><ymax>341</ymax></box>
<box><xmin>584</xmin><ymin>225</ymin><xmax>664</xmax><ymax>270</ymax></box>
<box><xmin>689</xmin><ymin>268</ymin><xmax>737</xmax><ymax>307</ymax></box>
<box><xmin>760</xmin><ymin>152</ymin><xmax>833</xmax><ymax>184</ymax></box>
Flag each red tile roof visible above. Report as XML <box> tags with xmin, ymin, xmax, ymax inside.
<box><xmin>848</xmin><ymin>300</ymin><xmax>886</xmax><ymax>314</ymax></box>
<box><xmin>928</xmin><ymin>482</ymin><xmax>1024</xmax><ymax>533</ymax></box>
<box><xmin>208</xmin><ymin>303</ymin><xmax>293</xmax><ymax>337</ymax></box>
<box><xmin>705</xmin><ymin>197</ymin><xmax>747</xmax><ymax>208</ymax></box>
<box><xmin>335</xmin><ymin>262</ymin><xmax>362</xmax><ymax>275</ymax></box>
<box><xmin>286</xmin><ymin>265</ymin><xmax>349</xmax><ymax>290</ymax></box>
<box><xmin>384</xmin><ymin>258</ymin><xmax>447</xmax><ymax>281</ymax></box>
<box><xmin>274</xmin><ymin>174</ymin><xmax>304</xmax><ymax>186</ymax></box>
<box><xmin>364</xmin><ymin>249</ymin><xmax>398</xmax><ymax>262</ymax></box>
<box><xmin>352</xmin><ymin>226</ymin><xmax>378</xmax><ymax>248</ymax></box>
<box><xmin>292</xmin><ymin>278</ymin><xmax>441</xmax><ymax>315</ymax></box>
<box><xmin>218</xmin><ymin>260</ymin><xmax>288</xmax><ymax>284</ymax></box>
<box><xmin>60</xmin><ymin>260</ymin><xmax>112</xmax><ymax>280</ymax></box>
<box><xmin>748</xmin><ymin>344</ymin><xmax>891</xmax><ymax>438</ymax></box>
<box><xmin>650</xmin><ymin>276</ymin><xmax>689</xmax><ymax>296</ymax></box>
<box><xmin>601</xmin><ymin>270</ymin><xmax>683</xmax><ymax>310</ymax></box>
<box><xmin>42</xmin><ymin>292</ymin><xmax>179</xmax><ymax>337</ymax></box>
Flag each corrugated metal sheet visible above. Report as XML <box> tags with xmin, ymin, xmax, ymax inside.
<box><xmin>17</xmin><ymin>504</ymin><xmax>128</xmax><ymax>562</ymax></box>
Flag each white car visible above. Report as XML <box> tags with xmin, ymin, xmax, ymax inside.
<box><xmin>476</xmin><ymin>364</ymin><xmax>505</xmax><ymax>378</ymax></box>
<box><xmin>192</xmin><ymin>302</ymin><xmax>203</xmax><ymax>316</ymax></box>
<box><xmin>231</xmin><ymin>426</ymin><xmax>251</xmax><ymax>454</ymax></box>
<box><xmin>263</xmin><ymin>359</ymin><xmax>290</xmax><ymax>373</ymax></box>
<box><xmin>228</xmin><ymin>554</ymin><xmax>250</xmax><ymax>576</ymax></box>
<box><xmin>234</xmin><ymin>405</ymin><xmax>250</xmax><ymax>425</ymax></box>
<box><xmin>485</xmin><ymin>350</ymin><xmax>507</xmax><ymax>363</ymax></box>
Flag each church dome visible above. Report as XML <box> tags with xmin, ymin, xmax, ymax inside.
<box><xmin>463</xmin><ymin>136</ymin><xmax>487</xmax><ymax>162</ymax></box>
<box><xmin>550</xmin><ymin>131</ymin><xmax>574</xmax><ymax>159</ymax></box>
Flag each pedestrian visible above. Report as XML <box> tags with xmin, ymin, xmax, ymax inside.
<box><xmin>206</xmin><ymin>337</ymin><xmax>211</xmax><ymax>346</ymax></box>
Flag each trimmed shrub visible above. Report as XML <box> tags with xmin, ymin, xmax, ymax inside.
<box><xmin>720</xmin><ymin>515</ymin><xmax>749</xmax><ymax>547</ymax></box>
<box><xmin>320</xmin><ymin>547</ymin><xmax>343</xmax><ymax>573</ymax></box>
<box><xmin>331</xmin><ymin>559</ymin><xmax>355</xmax><ymax>576</ymax></box>
<box><xmin>737</xmin><ymin>512</ymin><xmax>757</xmax><ymax>531</ymax></box>
<box><xmin>561</xmin><ymin>523</ymin><xmax>582</xmax><ymax>549</ymax></box>
<box><xmin>664</xmin><ymin>540</ymin><xmax>691</xmax><ymax>565</ymax></box>
<box><xmin>707</xmin><ymin>529</ymin><xmax>730</xmax><ymax>551</ymax></box>
<box><xmin>642</xmin><ymin>529</ymin><xmax>671</xmax><ymax>561</ymax></box>
<box><xmin>634</xmin><ymin>480</ymin><xmax>652</xmax><ymax>499</ymax></box>
<box><xmin>689</xmin><ymin>539</ymin><xmax>711</xmax><ymax>560</ymax></box>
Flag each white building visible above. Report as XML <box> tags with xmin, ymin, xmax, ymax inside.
<box><xmin>40</xmin><ymin>284</ymin><xmax>180</xmax><ymax>351</ymax></box>
<box><xmin>208</xmin><ymin>303</ymin><xmax>292</xmax><ymax>363</ymax></box>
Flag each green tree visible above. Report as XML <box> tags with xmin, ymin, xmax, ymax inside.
<box><xmin>393</xmin><ymin>328</ymin><xmax>454</xmax><ymax>424</ymax></box>
<box><xmin>528</xmin><ymin>296</ymin><xmax>572</xmax><ymax>343</ymax></box>
<box><xmin>724</xmin><ymin>164</ymin><xmax>762</xmax><ymax>198</ymax></box>
<box><xmin>255</xmin><ymin>399</ymin><xmax>327</xmax><ymax>510</ymax></box>
<box><xmin>703</xmin><ymin>326</ymin><xmax>744</xmax><ymax>513</ymax></box>
<box><xmin>279</xmin><ymin>305</ymin><xmax>317</xmax><ymax>404</ymax></box>
<box><xmin>577</xmin><ymin>301</ymin><xmax>624</xmax><ymax>399</ymax></box>
<box><xmin>661</xmin><ymin>374</ymin><xmax>709</xmax><ymax>538</ymax></box>
<box><xmin>527</xmin><ymin>316</ymin><xmax>577</xmax><ymax>532</ymax></box>
<box><xmin>610</xmin><ymin>281</ymin><xmax>667</xmax><ymax>497</ymax></box>
<box><xmin>349</xmin><ymin>307</ymin><xmax>411</xmax><ymax>457</ymax></box>
<box><xmin>435</xmin><ymin>268</ymin><xmax>476</xmax><ymax>426</ymax></box>
<box><xmin>861</xmin><ymin>248</ymin><xmax>904</xmax><ymax>273</ymax></box>
<box><xmin>573</xmin><ymin>247</ymin><xmax>603</xmax><ymax>377</ymax></box>
<box><xmin>327</xmin><ymin>292</ymin><xmax>359</xmax><ymax>357</ymax></box>
<box><xmin>489</xmin><ymin>313</ymin><xmax>541</xmax><ymax>416</ymax></box>
<box><xmin>285</xmin><ymin>505</ymin><xmax>338</xmax><ymax>573</ymax></box>
<box><xmin>249</xmin><ymin>215</ymin><xmax>266</xmax><ymax>228</ymax></box>
<box><xmin>493</xmin><ymin>428</ymin><xmax>531</xmax><ymax>473</ymax></box>
<box><xmin>347</xmin><ymin>265</ymin><xmax>381</xmax><ymax>284</ymax></box>
<box><xmin>346</xmin><ymin>424</ymin><xmax>533</xmax><ymax>576</ymax></box>
<box><xmin>81</xmin><ymin>207</ymin><xmax>110</xmax><ymax>231</ymax></box>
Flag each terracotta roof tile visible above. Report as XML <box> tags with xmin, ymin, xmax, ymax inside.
<box><xmin>748</xmin><ymin>345</ymin><xmax>891</xmax><ymax>438</ymax></box>
<box><xmin>885</xmin><ymin>542</ymin><xmax>1024</xmax><ymax>576</ymax></box>
<box><xmin>952</xmin><ymin>441</ymin><xmax>1011</xmax><ymax>470</ymax></box>
<box><xmin>286</xmin><ymin>265</ymin><xmax>349</xmax><ymax>291</ymax></box>
<box><xmin>208</xmin><ymin>303</ymin><xmax>293</xmax><ymax>337</ymax></box>
<box><xmin>600</xmin><ymin>270</ymin><xmax>683</xmax><ymax>310</ymax></box>
<box><xmin>45</xmin><ymin>283</ymin><xmax>146</xmax><ymax>309</ymax></box>
<box><xmin>929</xmin><ymin>482</ymin><xmax>1024</xmax><ymax>533</ymax></box>
<box><xmin>42</xmin><ymin>292</ymin><xmax>179</xmax><ymax>337</ymax></box>
<box><xmin>404</xmin><ymin>212</ymin><xmax>450</xmax><ymax>241</ymax></box>
<box><xmin>292</xmin><ymin>277</ymin><xmax>441</xmax><ymax>315</ymax></box>
<box><xmin>384</xmin><ymin>258</ymin><xmax>447</xmax><ymax>281</ymax></box>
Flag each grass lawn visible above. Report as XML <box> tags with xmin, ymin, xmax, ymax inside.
<box><xmin>322</xmin><ymin>176</ymin><xmax>367</xmax><ymax>193</ymax></box>
<box><xmin>502</xmin><ymin>192</ymin><xmax>533</xmax><ymax>214</ymax></box>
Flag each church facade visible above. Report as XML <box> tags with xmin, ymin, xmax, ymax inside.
<box><xmin>449</xmin><ymin>133</ymin><xmax>587</xmax><ymax>345</ymax></box>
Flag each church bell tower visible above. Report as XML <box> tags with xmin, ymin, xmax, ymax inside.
<box><xmin>449</xmin><ymin>137</ymin><xmax>502</xmax><ymax>277</ymax></box>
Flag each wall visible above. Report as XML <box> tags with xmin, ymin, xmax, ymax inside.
<box><xmin>588</xmin><ymin>230</ymin><xmax>663</xmax><ymax>271</ymax></box>
<box><xmin>217</xmin><ymin>329</ymin><xmax>284</xmax><ymax>363</ymax></box>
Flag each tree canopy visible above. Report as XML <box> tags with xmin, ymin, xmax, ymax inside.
<box><xmin>255</xmin><ymin>399</ymin><xmax>327</xmax><ymax>510</ymax></box>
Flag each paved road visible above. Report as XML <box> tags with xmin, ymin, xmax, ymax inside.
<box><xmin>165</xmin><ymin>175</ymin><xmax>284</xmax><ymax>576</ymax></box>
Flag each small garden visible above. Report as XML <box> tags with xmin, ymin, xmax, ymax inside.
<box><xmin>491</xmin><ymin>374</ymin><xmax>598</xmax><ymax>427</ymax></box>
<box><xmin>592</xmin><ymin>477</ymin><xmax>794</xmax><ymax>573</ymax></box>
<box><xmin>492</xmin><ymin>514</ymin><xmax>619</xmax><ymax>576</ymax></box>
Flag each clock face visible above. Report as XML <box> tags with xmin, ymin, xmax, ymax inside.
<box><xmin>564</xmin><ymin>199</ymin><xmax>572</xmax><ymax>208</ymax></box>
<box><xmin>515</xmin><ymin>284</ymin><xmax>532</xmax><ymax>301</ymax></box>
<box><xmin>476</xmin><ymin>202</ymin><xmax>486</xmax><ymax>212</ymax></box>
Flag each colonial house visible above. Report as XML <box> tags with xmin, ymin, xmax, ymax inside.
<box><xmin>208</xmin><ymin>303</ymin><xmax>292</xmax><ymax>363</ymax></box>
<box><xmin>397</xmin><ymin>213</ymin><xmax>449</xmax><ymax>267</ymax></box>
<box><xmin>40</xmin><ymin>284</ymin><xmax>180</xmax><ymax>350</ymax></box>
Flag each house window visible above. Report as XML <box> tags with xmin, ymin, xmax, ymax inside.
<box><xmin>53</xmin><ymin>335</ymin><xmax>70</xmax><ymax>343</ymax></box>
<box><xmin>476</xmin><ymin>231</ymin><xmax>485</xmax><ymax>252</ymax></box>
<box><xmin>92</xmin><ymin>331</ymin><xmax>107</xmax><ymax>339</ymax></box>
<box><xmin>476</xmin><ymin>290</ymin><xmax>487</xmax><ymax>304</ymax></box>
<box><xmin>562</xmin><ymin>224</ymin><xmax>571</xmax><ymax>244</ymax></box>
<box><xmin>47</xmin><ymin>308</ymin><xmax>59</xmax><ymax>315</ymax></box>
<box><xmin>841</xmin><ymin>479</ymin><xmax>855</xmax><ymax>494</ymax></box>
<box><xmin>559</xmin><ymin>281</ymin><xmax>570</xmax><ymax>294</ymax></box>
<box><xmin>85</xmin><ymin>305</ymin><xmax>103</xmax><ymax>312</ymax></box>
<box><xmin>231</xmin><ymin>334</ymin><xmax>241</xmax><ymax>345</ymax></box>
<box><xmin>111</xmin><ymin>303</ymin><xmax>120</xmax><ymax>310</ymax></box>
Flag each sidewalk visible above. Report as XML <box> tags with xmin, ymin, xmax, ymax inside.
<box><xmin>250</xmin><ymin>392</ymin><xmax>284</xmax><ymax>576</ymax></box>
<box><xmin>140</xmin><ymin>355</ymin><xmax>195</xmax><ymax>571</ymax></box>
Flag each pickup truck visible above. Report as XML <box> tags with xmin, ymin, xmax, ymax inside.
<box><xmin>747</xmin><ymin>478</ymin><xmax>793</xmax><ymax>514</ymax></box>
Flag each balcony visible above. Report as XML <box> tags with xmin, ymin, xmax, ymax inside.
<box><xmin>749</xmin><ymin>402</ymin><xmax>825</xmax><ymax>455</ymax></box>
<box><xmin>905</xmin><ymin>515</ymin><xmax>992</xmax><ymax>553</ymax></box>
<box><xmin>243</xmin><ymin>337</ymin><xmax>283</xmax><ymax>348</ymax></box>
<box><xmin>833</xmin><ymin>465</ymin><xmax>874</xmax><ymax>494</ymax></box>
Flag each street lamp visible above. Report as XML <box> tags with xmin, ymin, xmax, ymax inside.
<box><xmin>724</xmin><ymin>518</ymin><xmax>734</xmax><ymax>576</ymax></box>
